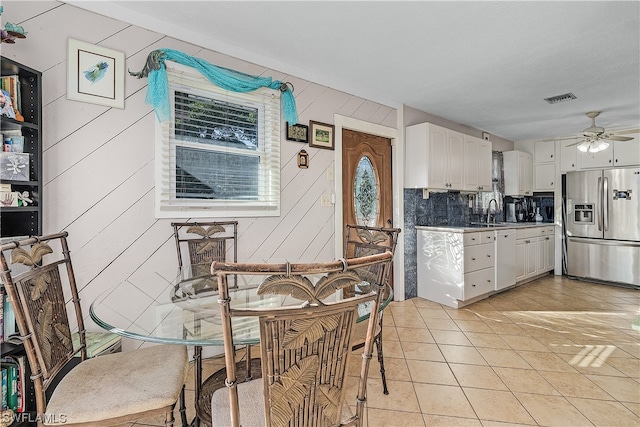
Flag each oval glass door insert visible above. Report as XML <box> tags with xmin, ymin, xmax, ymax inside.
<box><xmin>353</xmin><ymin>155</ymin><xmax>379</xmax><ymax>226</ymax></box>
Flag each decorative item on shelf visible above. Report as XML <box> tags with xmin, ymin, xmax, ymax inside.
<box><xmin>286</xmin><ymin>122</ymin><xmax>308</xmax><ymax>142</ymax></box>
<box><xmin>67</xmin><ymin>38</ymin><xmax>125</xmax><ymax>109</ymax></box>
<box><xmin>0</xmin><ymin>152</ymin><xmax>29</xmax><ymax>181</ymax></box>
<box><xmin>0</xmin><ymin>7</ymin><xmax>27</xmax><ymax>45</ymax></box>
<box><xmin>297</xmin><ymin>149</ymin><xmax>309</xmax><ymax>168</ymax></box>
<box><xmin>309</xmin><ymin>120</ymin><xmax>335</xmax><ymax>150</ymax></box>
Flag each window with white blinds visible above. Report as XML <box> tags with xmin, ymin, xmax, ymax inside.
<box><xmin>155</xmin><ymin>61</ymin><xmax>281</xmax><ymax>218</ymax></box>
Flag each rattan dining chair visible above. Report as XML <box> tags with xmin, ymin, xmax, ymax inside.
<box><xmin>209</xmin><ymin>251</ymin><xmax>393</xmax><ymax>427</ymax></box>
<box><xmin>171</xmin><ymin>220</ymin><xmax>247</xmax><ymax>420</ymax></box>
<box><xmin>344</xmin><ymin>224</ymin><xmax>400</xmax><ymax>395</ymax></box>
<box><xmin>0</xmin><ymin>233</ymin><xmax>189</xmax><ymax>426</ymax></box>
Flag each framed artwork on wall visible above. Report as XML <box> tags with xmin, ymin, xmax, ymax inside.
<box><xmin>67</xmin><ymin>38</ymin><xmax>125</xmax><ymax>109</ymax></box>
<box><xmin>286</xmin><ymin>122</ymin><xmax>308</xmax><ymax>142</ymax></box>
<box><xmin>309</xmin><ymin>120</ymin><xmax>334</xmax><ymax>150</ymax></box>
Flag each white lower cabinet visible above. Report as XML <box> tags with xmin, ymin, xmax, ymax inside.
<box><xmin>417</xmin><ymin>225</ymin><xmax>555</xmax><ymax>308</ymax></box>
<box><xmin>417</xmin><ymin>229</ymin><xmax>494</xmax><ymax>308</ymax></box>
<box><xmin>515</xmin><ymin>226</ymin><xmax>555</xmax><ymax>283</ymax></box>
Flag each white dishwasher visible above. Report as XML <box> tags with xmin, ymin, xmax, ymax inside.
<box><xmin>495</xmin><ymin>229</ymin><xmax>516</xmax><ymax>290</ymax></box>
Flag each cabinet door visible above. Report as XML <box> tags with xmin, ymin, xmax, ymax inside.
<box><xmin>478</xmin><ymin>139</ymin><xmax>493</xmax><ymax>190</ymax></box>
<box><xmin>525</xmin><ymin>240</ymin><xmax>538</xmax><ymax>278</ymax></box>
<box><xmin>515</xmin><ymin>240</ymin><xmax>526</xmax><ymax>282</ymax></box>
<box><xmin>427</xmin><ymin>124</ymin><xmax>449</xmax><ymax>189</ymax></box>
<box><xmin>578</xmin><ymin>145</ymin><xmax>613</xmax><ymax>169</ymax></box>
<box><xmin>519</xmin><ymin>152</ymin><xmax>533</xmax><ymax>195</ymax></box>
<box><xmin>534</xmin><ymin>140</ymin><xmax>555</xmax><ymax>163</ymax></box>
<box><xmin>534</xmin><ymin>163</ymin><xmax>556</xmax><ymax>191</ymax></box>
<box><xmin>613</xmin><ymin>137</ymin><xmax>640</xmax><ymax>167</ymax></box>
<box><xmin>543</xmin><ymin>235</ymin><xmax>554</xmax><ymax>271</ymax></box>
<box><xmin>560</xmin><ymin>139</ymin><xmax>578</xmax><ymax>172</ymax></box>
<box><xmin>404</xmin><ymin>123</ymin><xmax>428</xmax><ymax>188</ymax></box>
<box><xmin>447</xmin><ymin>130</ymin><xmax>465</xmax><ymax>190</ymax></box>
<box><xmin>463</xmin><ymin>135</ymin><xmax>479</xmax><ymax>191</ymax></box>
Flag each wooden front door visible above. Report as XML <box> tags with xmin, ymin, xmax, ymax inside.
<box><xmin>342</xmin><ymin>128</ymin><xmax>394</xmax><ymax>282</ymax></box>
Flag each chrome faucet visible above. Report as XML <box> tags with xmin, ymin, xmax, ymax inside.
<box><xmin>487</xmin><ymin>198</ymin><xmax>498</xmax><ymax>225</ymax></box>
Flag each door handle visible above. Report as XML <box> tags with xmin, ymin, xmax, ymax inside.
<box><xmin>597</xmin><ymin>176</ymin><xmax>603</xmax><ymax>231</ymax></box>
<box><xmin>603</xmin><ymin>176</ymin><xmax>609</xmax><ymax>231</ymax></box>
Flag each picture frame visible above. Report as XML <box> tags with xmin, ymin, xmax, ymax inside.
<box><xmin>67</xmin><ymin>38</ymin><xmax>125</xmax><ymax>109</ymax></box>
<box><xmin>309</xmin><ymin>120</ymin><xmax>335</xmax><ymax>150</ymax></box>
<box><xmin>286</xmin><ymin>122</ymin><xmax>309</xmax><ymax>143</ymax></box>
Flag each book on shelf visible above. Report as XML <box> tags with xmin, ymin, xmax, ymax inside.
<box><xmin>2</xmin><ymin>293</ymin><xmax>16</xmax><ymax>342</ymax></box>
<box><xmin>1</xmin><ymin>367</ymin><xmax>7</xmax><ymax>410</ymax></box>
<box><xmin>0</xmin><ymin>75</ymin><xmax>23</xmax><ymax>121</ymax></box>
<box><xmin>1</xmin><ymin>355</ymin><xmax>25</xmax><ymax>413</ymax></box>
<box><xmin>0</xmin><ymin>288</ymin><xmax>3</xmax><ymax>344</ymax></box>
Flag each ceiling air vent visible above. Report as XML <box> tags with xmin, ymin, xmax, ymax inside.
<box><xmin>544</xmin><ymin>93</ymin><xmax>577</xmax><ymax>104</ymax></box>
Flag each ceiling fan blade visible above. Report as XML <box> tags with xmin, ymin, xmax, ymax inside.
<box><xmin>606</xmin><ymin>135</ymin><xmax>634</xmax><ymax>141</ymax></box>
<box><xmin>565</xmin><ymin>141</ymin><xmax>581</xmax><ymax>147</ymax></box>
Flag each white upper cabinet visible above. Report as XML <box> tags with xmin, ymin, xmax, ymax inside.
<box><xmin>577</xmin><ymin>133</ymin><xmax>640</xmax><ymax>169</ymax></box>
<box><xmin>405</xmin><ymin>123</ymin><xmax>466</xmax><ymax>191</ymax></box>
<box><xmin>503</xmin><ymin>150</ymin><xmax>533</xmax><ymax>196</ymax></box>
<box><xmin>612</xmin><ymin>135</ymin><xmax>640</xmax><ymax>167</ymax></box>
<box><xmin>533</xmin><ymin>140</ymin><xmax>557</xmax><ymax>191</ymax></box>
<box><xmin>560</xmin><ymin>139</ymin><xmax>578</xmax><ymax>172</ymax></box>
<box><xmin>463</xmin><ymin>135</ymin><xmax>492</xmax><ymax>191</ymax></box>
<box><xmin>534</xmin><ymin>140</ymin><xmax>555</xmax><ymax>163</ymax></box>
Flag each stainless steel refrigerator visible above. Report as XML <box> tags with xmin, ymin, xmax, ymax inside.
<box><xmin>566</xmin><ymin>167</ymin><xmax>640</xmax><ymax>287</ymax></box>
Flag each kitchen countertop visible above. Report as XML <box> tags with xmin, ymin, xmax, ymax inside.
<box><xmin>415</xmin><ymin>223</ymin><xmax>555</xmax><ymax>233</ymax></box>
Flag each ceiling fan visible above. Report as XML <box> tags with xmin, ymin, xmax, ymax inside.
<box><xmin>566</xmin><ymin>111</ymin><xmax>635</xmax><ymax>153</ymax></box>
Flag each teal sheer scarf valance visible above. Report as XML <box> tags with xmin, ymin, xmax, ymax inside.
<box><xmin>129</xmin><ymin>49</ymin><xmax>298</xmax><ymax>124</ymax></box>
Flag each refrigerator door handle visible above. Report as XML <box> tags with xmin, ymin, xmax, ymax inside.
<box><xmin>603</xmin><ymin>176</ymin><xmax>609</xmax><ymax>231</ymax></box>
<box><xmin>598</xmin><ymin>176</ymin><xmax>603</xmax><ymax>231</ymax></box>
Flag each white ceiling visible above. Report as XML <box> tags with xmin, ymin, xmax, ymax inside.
<box><xmin>68</xmin><ymin>1</ymin><xmax>640</xmax><ymax>142</ymax></box>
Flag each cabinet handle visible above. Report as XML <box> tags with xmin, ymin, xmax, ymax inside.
<box><xmin>615</xmin><ymin>159</ymin><xmax>618</xmax><ymax>163</ymax></box>
<box><xmin>550</xmin><ymin>182</ymin><xmax>553</xmax><ymax>186</ymax></box>
<box><xmin>487</xmin><ymin>279</ymin><xmax>491</xmax><ymax>282</ymax></box>
<box><xmin>609</xmin><ymin>159</ymin><xmax>612</xmax><ymax>163</ymax></box>
<box><xmin>545</xmin><ymin>237</ymin><xmax>550</xmax><ymax>240</ymax></box>
<box><xmin>471</xmin><ymin>284</ymin><xmax>476</xmax><ymax>287</ymax></box>
<box><xmin>550</xmin><ymin>154</ymin><xmax>553</xmax><ymax>158</ymax></box>
<box><xmin>472</xmin><ymin>257</ymin><xmax>476</xmax><ymax>260</ymax></box>
<box><xmin>571</xmin><ymin>163</ymin><xmax>574</xmax><ymax>167</ymax></box>
<box><xmin>471</xmin><ymin>238</ymin><xmax>476</xmax><ymax>241</ymax></box>
<box><xmin>525</xmin><ymin>240</ymin><xmax>530</xmax><ymax>244</ymax></box>
<box><xmin>487</xmin><ymin>254</ymin><xmax>491</xmax><ymax>258</ymax></box>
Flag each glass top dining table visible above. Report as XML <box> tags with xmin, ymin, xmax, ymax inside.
<box><xmin>89</xmin><ymin>263</ymin><xmax>393</xmax><ymax>347</ymax></box>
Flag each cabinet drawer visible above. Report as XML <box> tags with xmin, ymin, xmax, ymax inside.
<box><xmin>516</xmin><ymin>227</ymin><xmax>537</xmax><ymax>240</ymax></box>
<box><xmin>464</xmin><ymin>243</ymin><xmax>494</xmax><ymax>272</ymax></box>
<box><xmin>464</xmin><ymin>231</ymin><xmax>494</xmax><ymax>246</ymax></box>
<box><xmin>464</xmin><ymin>232</ymin><xmax>482</xmax><ymax>246</ymax></box>
<box><xmin>464</xmin><ymin>268</ymin><xmax>495</xmax><ymax>300</ymax></box>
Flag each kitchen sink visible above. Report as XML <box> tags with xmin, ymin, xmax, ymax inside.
<box><xmin>467</xmin><ymin>223</ymin><xmax>509</xmax><ymax>228</ymax></box>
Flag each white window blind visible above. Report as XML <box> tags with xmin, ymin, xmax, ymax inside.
<box><xmin>155</xmin><ymin>61</ymin><xmax>281</xmax><ymax>218</ymax></box>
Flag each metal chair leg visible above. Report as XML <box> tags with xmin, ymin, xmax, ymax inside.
<box><xmin>374</xmin><ymin>332</ymin><xmax>389</xmax><ymax>395</ymax></box>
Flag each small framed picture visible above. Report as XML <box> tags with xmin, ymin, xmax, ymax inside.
<box><xmin>67</xmin><ymin>38</ymin><xmax>125</xmax><ymax>109</ymax></box>
<box><xmin>309</xmin><ymin>121</ymin><xmax>335</xmax><ymax>150</ymax></box>
<box><xmin>286</xmin><ymin>122</ymin><xmax>309</xmax><ymax>142</ymax></box>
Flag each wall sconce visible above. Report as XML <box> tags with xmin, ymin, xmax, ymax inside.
<box><xmin>298</xmin><ymin>150</ymin><xmax>309</xmax><ymax>168</ymax></box>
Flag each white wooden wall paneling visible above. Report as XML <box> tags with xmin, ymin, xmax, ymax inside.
<box><xmin>44</xmin><ymin>113</ymin><xmax>154</xmax><ymax>231</ymax></box>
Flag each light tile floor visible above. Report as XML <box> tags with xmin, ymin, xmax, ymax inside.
<box><xmin>133</xmin><ymin>275</ymin><xmax>640</xmax><ymax>426</ymax></box>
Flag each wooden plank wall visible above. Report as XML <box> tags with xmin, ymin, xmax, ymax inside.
<box><xmin>2</xmin><ymin>1</ymin><xmax>397</xmax><ymax>349</ymax></box>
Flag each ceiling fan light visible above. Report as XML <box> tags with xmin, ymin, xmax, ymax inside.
<box><xmin>577</xmin><ymin>141</ymin><xmax>590</xmax><ymax>152</ymax></box>
<box><xmin>590</xmin><ymin>140</ymin><xmax>609</xmax><ymax>153</ymax></box>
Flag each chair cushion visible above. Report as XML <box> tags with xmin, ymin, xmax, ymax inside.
<box><xmin>211</xmin><ymin>379</ymin><xmax>265</xmax><ymax>427</ymax></box>
<box><xmin>211</xmin><ymin>379</ymin><xmax>354</xmax><ymax>426</ymax></box>
<box><xmin>44</xmin><ymin>344</ymin><xmax>188</xmax><ymax>426</ymax></box>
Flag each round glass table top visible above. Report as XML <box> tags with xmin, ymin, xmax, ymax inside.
<box><xmin>90</xmin><ymin>264</ymin><xmax>393</xmax><ymax>346</ymax></box>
